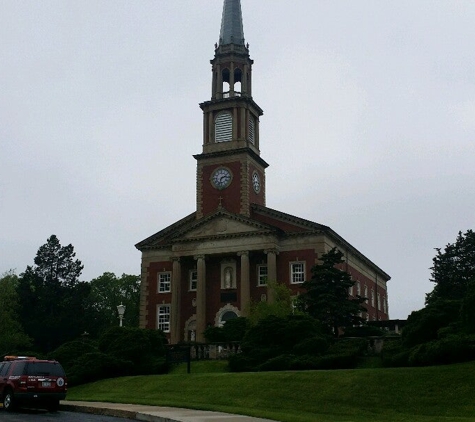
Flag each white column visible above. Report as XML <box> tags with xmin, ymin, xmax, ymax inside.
<box><xmin>266</xmin><ymin>249</ymin><xmax>278</xmax><ymax>303</ymax></box>
<box><xmin>195</xmin><ymin>255</ymin><xmax>206</xmax><ymax>342</ymax></box>
<box><xmin>170</xmin><ymin>257</ymin><xmax>181</xmax><ymax>344</ymax></box>
<box><xmin>239</xmin><ymin>251</ymin><xmax>250</xmax><ymax>316</ymax></box>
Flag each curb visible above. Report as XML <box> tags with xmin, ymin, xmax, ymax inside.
<box><xmin>61</xmin><ymin>404</ymin><xmax>139</xmax><ymax>420</ymax></box>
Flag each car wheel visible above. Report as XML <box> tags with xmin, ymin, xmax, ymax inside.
<box><xmin>3</xmin><ymin>390</ymin><xmax>15</xmax><ymax>412</ymax></box>
<box><xmin>47</xmin><ymin>400</ymin><xmax>60</xmax><ymax>412</ymax></box>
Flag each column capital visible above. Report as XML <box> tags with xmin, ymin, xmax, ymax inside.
<box><xmin>264</xmin><ymin>248</ymin><xmax>279</xmax><ymax>256</ymax></box>
<box><xmin>194</xmin><ymin>254</ymin><xmax>206</xmax><ymax>261</ymax></box>
<box><xmin>170</xmin><ymin>256</ymin><xmax>181</xmax><ymax>263</ymax></box>
<box><xmin>237</xmin><ymin>251</ymin><xmax>249</xmax><ymax>257</ymax></box>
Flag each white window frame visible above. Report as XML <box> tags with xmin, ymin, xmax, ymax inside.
<box><xmin>189</xmin><ymin>270</ymin><xmax>197</xmax><ymax>291</ymax></box>
<box><xmin>364</xmin><ymin>285</ymin><xmax>368</xmax><ymax>303</ymax></box>
<box><xmin>157</xmin><ymin>305</ymin><xmax>171</xmax><ymax>333</ymax></box>
<box><xmin>377</xmin><ymin>292</ymin><xmax>381</xmax><ymax>310</ymax></box>
<box><xmin>383</xmin><ymin>296</ymin><xmax>387</xmax><ymax>314</ymax></box>
<box><xmin>371</xmin><ymin>289</ymin><xmax>375</xmax><ymax>307</ymax></box>
<box><xmin>290</xmin><ymin>262</ymin><xmax>305</xmax><ymax>284</ymax></box>
<box><xmin>257</xmin><ymin>265</ymin><xmax>268</xmax><ymax>286</ymax></box>
<box><xmin>356</xmin><ymin>281</ymin><xmax>361</xmax><ymax>296</ymax></box>
<box><xmin>158</xmin><ymin>272</ymin><xmax>171</xmax><ymax>293</ymax></box>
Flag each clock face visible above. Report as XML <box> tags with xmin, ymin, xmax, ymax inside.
<box><xmin>211</xmin><ymin>167</ymin><xmax>232</xmax><ymax>190</ymax></box>
<box><xmin>252</xmin><ymin>171</ymin><xmax>261</xmax><ymax>193</ymax></box>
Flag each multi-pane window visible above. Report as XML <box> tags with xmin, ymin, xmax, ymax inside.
<box><xmin>189</xmin><ymin>270</ymin><xmax>197</xmax><ymax>291</ymax></box>
<box><xmin>364</xmin><ymin>285</ymin><xmax>368</xmax><ymax>303</ymax></box>
<box><xmin>356</xmin><ymin>281</ymin><xmax>361</xmax><ymax>296</ymax></box>
<box><xmin>257</xmin><ymin>265</ymin><xmax>268</xmax><ymax>286</ymax></box>
<box><xmin>377</xmin><ymin>292</ymin><xmax>381</xmax><ymax>311</ymax></box>
<box><xmin>158</xmin><ymin>272</ymin><xmax>171</xmax><ymax>293</ymax></box>
<box><xmin>157</xmin><ymin>305</ymin><xmax>170</xmax><ymax>333</ymax></box>
<box><xmin>348</xmin><ymin>284</ymin><xmax>353</xmax><ymax>296</ymax></box>
<box><xmin>290</xmin><ymin>262</ymin><xmax>305</xmax><ymax>284</ymax></box>
<box><xmin>371</xmin><ymin>289</ymin><xmax>375</xmax><ymax>307</ymax></box>
<box><xmin>383</xmin><ymin>296</ymin><xmax>387</xmax><ymax>314</ymax></box>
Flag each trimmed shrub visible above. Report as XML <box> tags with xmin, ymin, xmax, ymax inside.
<box><xmin>292</xmin><ymin>336</ymin><xmax>329</xmax><ymax>356</ymax></box>
<box><xmin>98</xmin><ymin>326</ymin><xmax>167</xmax><ymax>375</ymax></box>
<box><xmin>402</xmin><ymin>300</ymin><xmax>462</xmax><ymax>348</ymax></box>
<box><xmin>228</xmin><ymin>354</ymin><xmax>256</xmax><ymax>373</ymax></box>
<box><xmin>258</xmin><ymin>354</ymin><xmax>293</xmax><ymax>372</ymax></box>
<box><xmin>67</xmin><ymin>352</ymin><xmax>130</xmax><ymax>385</ymax></box>
<box><xmin>408</xmin><ymin>335</ymin><xmax>475</xmax><ymax>366</ymax></box>
<box><xmin>48</xmin><ymin>338</ymin><xmax>98</xmax><ymax>373</ymax></box>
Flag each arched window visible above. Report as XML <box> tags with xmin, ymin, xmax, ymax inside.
<box><xmin>215</xmin><ymin>112</ymin><xmax>233</xmax><ymax>142</ymax></box>
<box><xmin>219</xmin><ymin>311</ymin><xmax>238</xmax><ymax>327</ymax></box>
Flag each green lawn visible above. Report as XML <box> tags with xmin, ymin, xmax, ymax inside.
<box><xmin>67</xmin><ymin>361</ymin><xmax>475</xmax><ymax>422</ymax></box>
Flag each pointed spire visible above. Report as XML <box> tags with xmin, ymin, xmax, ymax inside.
<box><xmin>219</xmin><ymin>0</ymin><xmax>245</xmax><ymax>46</ymax></box>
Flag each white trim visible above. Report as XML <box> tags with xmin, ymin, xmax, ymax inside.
<box><xmin>257</xmin><ymin>264</ymin><xmax>268</xmax><ymax>286</ymax></box>
<box><xmin>189</xmin><ymin>270</ymin><xmax>197</xmax><ymax>291</ymax></box>
<box><xmin>214</xmin><ymin>304</ymin><xmax>240</xmax><ymax>327</ymax></box>
<box><xmin>158</xmin><ymin>272</ymin><xmax>171</xmax><ymax>293</ymax></box>
<box><xmin>157</xmin><ymin>304</ymin><xmax>171</xmax><ymax>333</ymax></box>
<box><xmin>290</xmin><ymin>261</ymin><xmax>305</xmax><ymax>284</ymax></box>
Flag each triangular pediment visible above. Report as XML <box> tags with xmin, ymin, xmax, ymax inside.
<box><xmin>173</xmin><ymin>210</ymin><xmax>277</xmax><ymax>242</ymax></box>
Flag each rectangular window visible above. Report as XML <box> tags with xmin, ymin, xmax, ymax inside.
<box><xmin>158</xmin><ymin>272</ymin><xmax>171</xmax><ymax>293</ymax></box>
<box><xmin>157</xmin><ymin>305</ymin><xmax>171</xmax><ymax>333</ymax></box>
<box><xmin>371</xmin><ymin>289</ymin><xmax>375</xmax><ymax>307</ymax></box>
<box><xmin>356</xmin><ymin>282</ymin><xmax>361</xmax><ymax>296</ymax></box>
<box><xmin>290</xmin><ymin>262</ymin><xmax>305</xmax><ymax>284</ymax></box>
<box><xmin>189</xmin><ymin>270</ymin><xmax>197</xmax><ymax>291</ymax></box>
<box><xmin>348</xmin><ymin>284</ymin><xmax>353</xmax><ymax>296</ymax></box>
<box><xmin>377</xmin><ymin>292</ymin><xmax>381</xmax><ymax>311</ymax></box>
<box><xmin>257</xmin><ymin>265</ymin><xmax>268</xmax><ymax>286</ymax></box>
<box><xmin>383</xmin><ymin>296</ymin><xmax>387</xmax><ymax>313</ymax></box>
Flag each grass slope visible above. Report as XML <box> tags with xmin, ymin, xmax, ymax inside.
<box><xmin>67</xmin><ymin>361</ymin><xmax>475</xmax><ymax>422</ymax></box>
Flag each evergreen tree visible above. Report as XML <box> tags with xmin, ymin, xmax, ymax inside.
<box><xmin>426</xmin><ymin>229</ymin><xmax>475</xmax><ymax>305</ymax></box>
<box><xmin>17</xmin><ymin>235</ymin><xmax>90</xmax><ymax>352</ymax></box>
<box><xmin>298</xmin><ymin>248</ymin><xmax>366</xmax><ymax>336</ymax></box>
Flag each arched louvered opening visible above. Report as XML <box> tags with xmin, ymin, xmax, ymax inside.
<box><xmin>234</xmin><ymin>68</ymin><xmax>242</xmax><ymax>96</ymax></box>
<box><xmin>222</xmin><ymin>68</ymin><xmax>231</xmax><ymax>98</ymax></box>
<box><xmin>215</xmin><ymin>112</ymin><xmax>233</xmax><ymax>142</ymax></box>
<box><xmin>248</xmin><ymin>116</ymin><xmax>255</xmax><ymax>144</ymax></box>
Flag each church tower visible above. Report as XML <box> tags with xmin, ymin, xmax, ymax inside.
<box><xmin>136</xmin><ymin>0</ymin><xmax>390</xmax><ymax>345</ymax></box>
<box><xmin>194</xmin><ymin>0</ymin><xmax>268</xmax><ymax>219</ymax></box>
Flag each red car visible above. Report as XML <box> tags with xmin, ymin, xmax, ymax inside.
<box><xmin>0</xmin><ymin>356</ymin><xmax>67</xmax><ymax>412</ymax></box>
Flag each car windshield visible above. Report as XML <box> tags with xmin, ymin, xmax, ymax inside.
<box><xmin>25</xmin><ymin>362</ymin><xmax>65</xmax><ymax>377</ymax></box>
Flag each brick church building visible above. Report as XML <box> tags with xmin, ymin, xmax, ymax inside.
<box><xmin>136</xmin><ymin>0</ymin><xmax>390</xmax><ymax>343</ymax></box>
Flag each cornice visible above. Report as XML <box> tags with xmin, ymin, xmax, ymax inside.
<box><xmin>193</xmin><ymin>147</ymin><xmax>269</xmax><ymax>168</ymax></box>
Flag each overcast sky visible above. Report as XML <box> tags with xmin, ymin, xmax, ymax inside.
<box><xmin>1</xmin><ymin>1</ymin><xmax>474</xmax><ymax>320</ymax></box>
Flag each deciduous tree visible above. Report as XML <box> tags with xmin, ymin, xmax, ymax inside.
<box><xmin>87</xmin><ymin>272</ymin><xmax>141</xmax><ymax>332</ymax></box>
<box><xmin>0</xmin><ymin>271</ymin><xmax>32</xmax><ymax>354</ymax></box>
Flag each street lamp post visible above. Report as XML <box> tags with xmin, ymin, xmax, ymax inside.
<box><xmin>117</xmin><ymin>303</ymin><xmax>126</xmax><ymax>327</ymax></box>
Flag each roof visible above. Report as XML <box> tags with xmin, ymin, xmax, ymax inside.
<box><xmin>219</xmin><ymin>0</ymin><xmax>245</xmax><ymax>46</ymax></box>
<box><xmin>135</xmin><ymin>204</ymin><xmax>390</xmax><ymax>281</ymax></box>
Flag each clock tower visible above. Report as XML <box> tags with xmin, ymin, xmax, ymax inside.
<box><xmin>194</xmin><ymin>0</ymin><xmax>268</xmax><ymax>219</ymax></box>
<box><xmin>136</xmin><ymin>0</ymin><xmax>391</xmax><ymax>345</ymax></box>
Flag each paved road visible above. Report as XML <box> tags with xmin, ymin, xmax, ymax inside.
<box><xmin>0</xmin><ymin>409</ymin><xmax>130</xmax><ymax>422</ymax></box>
